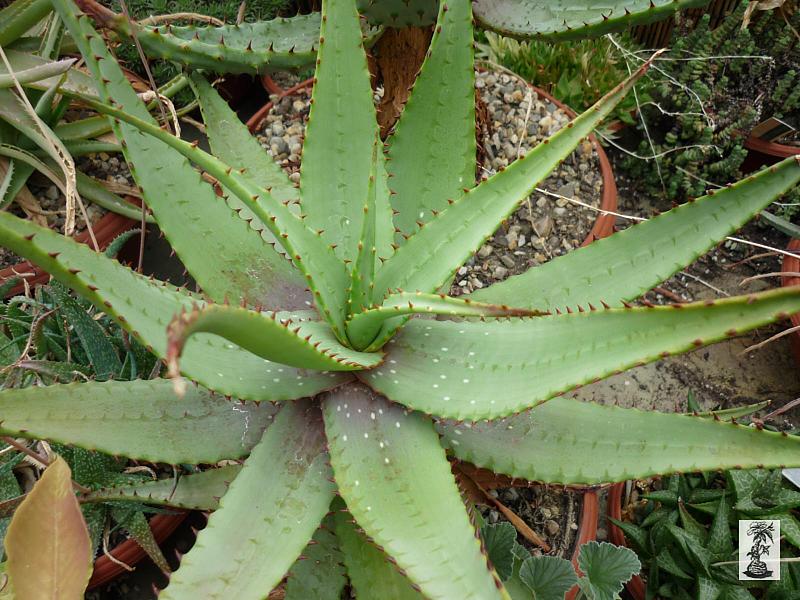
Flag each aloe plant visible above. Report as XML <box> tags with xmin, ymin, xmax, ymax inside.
<box><xmin>65</xmin><ymin>0</ymin><xmax>715</xmax><ymax>74</ymax></box>
<box><xmin>1</xmin><ymin>0</ymin><xmax>800</xmax><ymax>597</ymax></box>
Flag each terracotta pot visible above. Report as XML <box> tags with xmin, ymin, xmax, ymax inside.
<box><xmin>1</xmin><ymin>211</ymin><xmax>137</xmax><ymax>297</ymax></box>
<box><xmin>247</xmin><ymin>78</ymin><xmax>619</xmax><ymax>247</ymax></box>
<box><xmin>743</xmin><ymin>134</ymin><xmax>800</xmax><ymax>173</ymax></box>
<box><xmin>782</xmin><ymin>239</ymin><xmax>800</xmax><ymax>367</ymax></box>
<box><xmin>607</xmin><ymin>482</ymin><xmax>646</xmax><ymax>600</ymax></box>
<box><xmin>87</xmin><ymin>511</ymin><xmax>187</xmax><ymax>589</ymax></box>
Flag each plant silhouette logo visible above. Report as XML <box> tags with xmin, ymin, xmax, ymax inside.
<box><xmin>740</xmin><ymin>520</ymin><xmax>780</xmax><ymax>581</ymax></box>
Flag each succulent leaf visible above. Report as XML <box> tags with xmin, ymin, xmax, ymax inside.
<box><xmin>473</xmin><ymin>0</ymin><xmax>709</xmax><ymax>40</ymax></box>
<box><xmin>160</xmin><ymin>400</ymin><xmax>334</xmax><ymax>600</ymax></box>
<box><xmin>86</xmin><ymin>466</ymin><xmax>241</xmax><ymax>510</ymax></box>
<box><xmin>0</xmin><ymin>49</ymin><xmax>96</xmax><ymax>97</ymax></box>
<box><xmin>0</xmin><ymin>57</ymin><xmax>75</xmax><ymax>88</ymax></box>
<box><xmin>0</xmin><ymin>0</ymin><xmax>52</xmax><ymax>47</ymax></box>
<box><xmin>54</xmin><ymin>0</ymin><xmax>312</xmax><ymax>311</ymax></box>
<box><xmin>0</xmin><ymin>379</ymin><xmax>277</xmax><ymax>463</ymax></box>
<box><xmin>64</xmin><ymin>90</ymin><xmax>352</xmax><ymax>340</ymax></box>
<box><xmin>437</xmin><ymin>397</ymin><xmax>800</xmax><ymax>485</ymax></box>
<box><xmin>386</xmin><ymin>0</ymin><xmax>475</xmax><ymax>240</ymax></box>
<box><xmin>285</xmin><ymin>515</ymin><xmax>347</xmax><ymax>600</ymax></box>
<box><xmin>322</xmin><ymin>383</ymin><xmax>508</xmax><ymax>599</ymax></box>
<box><xmin>374</xmin><ymin>54</ymin><xmax>657</xmax><ymax>307</ymax></box>
<box><xmin>346</xmin><ymin>291</ymin><xmax>545</xmax><ymax>351</ymax></box>
<box><xmin>365</xmin><ymin>286</ymin><xmax>800</xmax><ymax>419</ymax></box>
<box><xmin>471</xmin><ymin>156</ymin><xmax>800</xmax><ymax>310</ymax></box>
<box><xmin>0</xmin><ymin>212</ymin><xmax>349</xmax><ymax>400</ymax></box>
<box><xmin>333</xmin><ymin>506</ymin><xmax>423</xmax><ymax>600</ymax></box>
<box><xmin>356</xmin><ymin>0</ymin><xmax>439</xmax><ymax>27</ymax></box>
<box><xmin>300</xmin><ymin>0</ymin><xmax>380</xmax><ymax>266</ymax></box>
<box><xmin>165</xmin><ymin>303</ymin><xmax>383</xmax><ymax>380</ymax></box>
<box><xmin>187</xmin><ymin>73</ymin><xmax>298</xmax><ymax>213</ymax></box>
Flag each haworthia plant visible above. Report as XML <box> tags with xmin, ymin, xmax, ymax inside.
<box><xmin>0</xmin><ymin>0</ymin><xmax>799</xmax><ymax>597</ymax></box>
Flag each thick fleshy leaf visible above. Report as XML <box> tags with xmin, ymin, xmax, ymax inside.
<box><xmin>285</xmin><ymin>515</ymin><xmax>347</xmax><ymax>600</ymax></box>
<box><xmin>0</xmin><ymin>212</ymin><xmax>349</xmax><ymax>400</ymax></box>
<box><xmin>114</xmin><ymin>507</ymin><xmax>171</xmax><ymax>574</ymax></box>
<box><xmin>373</xmin><ymin>55</ymin><xmax>656</xmax><ymax>306</ymax></box>
<box><xmin>53</xmin><ymin>0</ymin><xmax>305</xmax><ymax>309</ymax></box>
<box><xmin>299</xmin><ymin>0</ymin><xmax>379</xmax><ymax>263</ymax></box>
<box><xmin>473</xmin><ymin>0</ymin><xmax>708</xmax><ymax>40</ymax></box>
<box><xmin>0</xmin><ymin>379</ymin><xmax>277</xmax><ymax>463</ymax></box>
<box><xmin>5</xmin><ymin>456</ymin><xmax>92</xmax><ymax>599</ymax></box>
<box><xmin>0</xmin><ymin>57</ymin><xmax>74</xmax><ymax>88</ymax></box>
<box><xmin>437</xmin><ymin>398</ymin><xmax>800</xmax><ymax>485</ymax></box>
<box><xmin>161</xmin><ymin>400</ymin><xmax>334</xmax><ymax>600</ymax></box>
<box><xmin>471</xmin><ymin>156</ymin><xmax>800</xmax><ymax>310</ymax></box>
<box><xmin>333</xmin><ymin>506</ymin><xmax>423</xmax><ymax>600</ymax></box>
<box><xmin>365</xmin><ymin>287</ymin><xmax>800</xmax><ymax>419</ymax></box>
<box><xmin>73</xmin><ymin>0</ymin><xmax>325</xmax><ymax>73</ymax></box>
<box><xmin>85</xmin><ymin>466</ymin><xmax>239</xmax><ymax>509</ymax></box>
<box><xmin>706</xmin><ymin>495</ymin><xmax>732</xmax><ymax>561</ymax></box>
<box><xmin>518</xmin><ymin>555</ymin><xmax>577</xmax><ymax>600</ymax></box>
<box><xmin>48</xmin><ymin>282</ymin><xmax>121</xmax><ymax>380</ymax></box>
<box><xmin>63</xmin><ymin>89</ymin><xmax>352</xmax><ymax>341</ymax></box>
<box><xmin>0</xmin><ymin>0</ymin><xmax>52</xmax><ymax>47</ymax></box>
<box><xmin>0</xmin><ymin>49</ymin><xmax>96</xmax><ymax>96</ymax></box>
<box><xmin>165</xmin><ymin>304</ymin><xmax>383</xmax><ymax>379</ymax></box>
<box><xmin>346</xmin><ymin>291</ymin><xmax>543</xmax><ymax>351</ymax></box>
<box><xmin>187</xmin><ymin>73</ymin><xmax>310</xmax><ymax>308</ymax></box>
<box><xmin>386</xmin><ymin>0</ymin><xmax>475</xmax><ymax>239</ymax></box>
<box><xmin>578</xmin><ymin>542</ymin><xmax>640</xmax><ymax>600</ymax></box>
<box><xmin>322</xmin><ymin>383</ymin><xmax>506</xmax><ymax>599</ymax></box>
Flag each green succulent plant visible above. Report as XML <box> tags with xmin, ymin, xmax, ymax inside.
<box><xmin>1</xmin><ymin>0</ymin><xmax>800</xmax><ymax>598</ymax></box>
<box><xmin>613</xmin><ymin>469</ymin><xmax>800</xmax><ymax>599</ymax></box>
<box><xmin>63</xmin><ymin>0</ymin><xmax>716</xmax><ymax>76</ymax></box>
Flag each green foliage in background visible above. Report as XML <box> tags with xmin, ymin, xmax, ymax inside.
<box><xmin>621</xmin><ymin>3</ymin><xmax>800</xmax><ymax>214</ymax></box>
<box><xmin>104</xmin><ymin>0</ymin><xmax>292</xmax><ymax>104</ymax></box>
<box><xmin>479</xmin><ymin>31</ymin><xmax>648</xmax><ymax>126</ymax></box>
<box><xmin>0</xmin><ymin>275</ymin><xmax>173</xmax><ymax>572</ymax></box>
<box><xmin>612</xmin><ymin>469</ymin><xmax>800</xmax><ymax>599</ymax></box>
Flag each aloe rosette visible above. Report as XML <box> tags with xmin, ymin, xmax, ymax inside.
<box><xmin>1</xmin><ymin>0</ymin><xmax>800</xmax><ymax>597</ymax></box>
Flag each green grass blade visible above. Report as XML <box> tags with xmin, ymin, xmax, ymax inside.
<box><xmin>0</xmin><ymin>212</ymin><xmax>350</xmax><ymax>400</ymax></box>
<box><xmin>332</xmin><ymin>506</ymin><xmax>423</xmax><ymax>600</ymax></box>
<box><xmin>437</xmin><ymin>397</ymin><xmax>800</xmax><ymax>485</ymax></box>
<box><xmin>160</xmin><ymin>400</ymin><xmax>335</xmax><ymax>600</ymax></box>
<box><xmin>364</xmin><ymin>286</ymin><xmax>800</xmax><ymax>419</ymax></box>
<box><xmin>386</xmin><ymin>0</ymin><xmax>475</xmax><ymax>240</ymax></box>
<box><xmin>322</xmin><ymin>383</ymin><xmax>508</xmax><ymax>600</ymax></box>
<box><xmin>374</xmin><ymin>55</ymin><xmax>656</xmax><ymax>304</ymax></box>
<box><xmin>346</xmin><ymin>291</ymin><xmax>544</xmax><ymax>351</ymax></box>
<box><xmin>0</xmin><ymin>379</ymin><xmax>276</xmax><ymax>463</ymax></box>
<box><xmin>470</xmin><ymin>156</ymin><xmax>800</xmax><ymax>310</ymax></box>
<box><xmin>473</xmin><ymin>0</ymin><xmax>709</xmax><ymax>40</ymax></box>
<box><xmin>285</xmin><ymin>514</ymin><xmax>347</xmax><ymax>600</ymax></box>
<box><xmin>86</xmin><ymin>466</ymin><xmax>241</xmax><ymax>509</ymax></box>
<box><xmin>299</xmin><ymin>0</ymin><xmax>379</xmax><ymax>264</ymax></box>
<box><xmin>165</xmin><ymin>304</ymin><xmax>383</xmax><ymax>379</ymax></box>
<box><xmin>53</xmin><ymin>0</ymin><xmax>308</xmax><ymax>310</ymax></box>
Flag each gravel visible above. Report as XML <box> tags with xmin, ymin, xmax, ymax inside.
<box><xmin>0</xmin><ymin>153</ymin><xmax>134</xmax><ymax>270</ymax></box>
<box><xmin>255</xmin><ymin>68</ymin><xmax>604</xmax><ymax>296</ymax></box>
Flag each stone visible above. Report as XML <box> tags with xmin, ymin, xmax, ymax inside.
<box><xmin>545</xmin><ymin>520</ymin><xmax>560</xmax><ymax>536</ymax></box>
<box><xmin>492</xmin><ymin>266</ymin><xmax>508</xmax><ymax>280</ymax></box>
<box><xmin>500</xmin><ymin>255</ymin><xmax>515</xmax><ymax>269</ymax></box>
<box><xmin>478</xmin><ymin>244</ymin><xmax>493</xmax><ymax>258</ymax></box>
